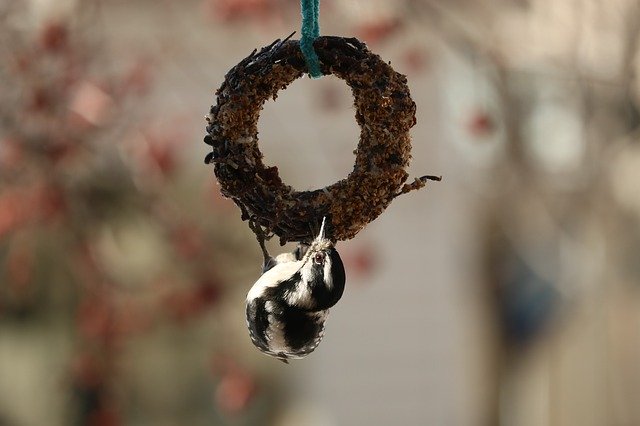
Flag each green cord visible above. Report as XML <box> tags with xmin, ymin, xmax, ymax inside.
<box><xmin>300</xmin><ymin>0</ymin><xmax>322</xmax><ymax>78</ymax></box>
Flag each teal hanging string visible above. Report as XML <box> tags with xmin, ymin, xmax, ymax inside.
<box><xmin>300</xmin><ymin>0</ymin><xmax>322</xmax><ymax>78</ymax></box>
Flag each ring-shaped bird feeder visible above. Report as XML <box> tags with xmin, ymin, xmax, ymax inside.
<box><xmin>204</xmin><ymin>35</ymin><xmax>439</xmax><ymax>245</ymax></box>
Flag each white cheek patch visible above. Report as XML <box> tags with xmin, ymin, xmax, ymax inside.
<box><xmin>323</xmin><ymin>257</ymin><xmax>332</xmax><ymax>290</ymax></box>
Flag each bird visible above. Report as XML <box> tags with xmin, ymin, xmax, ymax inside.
<box><xmin>245</xmin><ymin>217</ymin><xmax>346</xmax><ymax>362</ymax></box>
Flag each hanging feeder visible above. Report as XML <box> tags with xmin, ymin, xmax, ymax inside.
<box><xmin>204</xmin><ymin>35</ymin><xmax>439</xmax><ymax>245</ymax></box>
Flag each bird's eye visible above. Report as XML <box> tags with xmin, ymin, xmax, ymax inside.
<box><xmin>313</xmin><ymin>252</ymin><xmax>325</xmax><ymax>264</ymax></box>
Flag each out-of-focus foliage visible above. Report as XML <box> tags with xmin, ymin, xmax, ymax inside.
<box><xmin>0</xmin><ymin>2</ymin><xmax>284</xmax><ymax>425</ymax></box>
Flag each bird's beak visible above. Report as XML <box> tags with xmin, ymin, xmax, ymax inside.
<box><xmin>317</xmin><ymin>217</ymin><xmax>327</xmax><ymax>241</ymax></box>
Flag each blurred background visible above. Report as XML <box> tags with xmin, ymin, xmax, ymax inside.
<box><xmin>1</xmin><ymin>0</ymin><xmax>640</xmax><ymax>425</ymax></box>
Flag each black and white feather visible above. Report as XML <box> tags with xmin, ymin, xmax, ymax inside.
<box><xmin>245</xmin><ymin>218</ymin><xmax>346</xmax><ymax>362</ymax></box>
